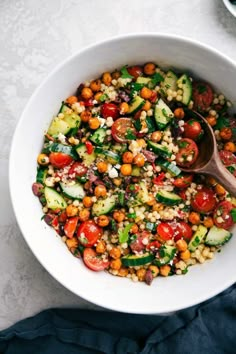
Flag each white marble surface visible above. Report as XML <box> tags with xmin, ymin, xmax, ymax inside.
<box><xmin>0</xmin><ymin>0</ymin><xmax>236</xmax><ymax>330</ymax></box>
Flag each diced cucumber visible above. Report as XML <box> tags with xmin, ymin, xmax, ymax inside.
<box><xmin>60</xmin><ymin>181</ymin><xmax>85</xmax><ymax>200</ymax></box>
<box><xmin>121</xmin><ymin>253</ymin><xmax>155</xmax><ymax>267</ymax></box>
<box><xmin>161</xmin><ymin>70</ymin><xmax>178</xmax><ymax>95</ymax></box>
<box><xmin>118</xmin><ymin>192</ymin><xmax>125</xmax><ymax>206</ymax></box>
<box><xmin>95</xmin><ymin>148</ymin><xmax>120</xmax><ymax>164</ymax></box>
<box><xmin>36</xmin><ymin>167</ymin><xmax>47</xmax><ymax>185</ymax></box>
<box><xmin>138</xmin><ymin>181</ymin><xmax>150</xmax><ymax>204</ymax></box>
<box><xmin>131</xmin><ymin>166</ymin><xmax>141</xmax><ymax>176</ymax></box>
<box><xmin>92</xmin><ymin>195</ymin><xmax>117</xmax><ymax>216</ymax></box>
<box><xmin>136</xmin><ymin>77</ymin><xmax>151</xmax><ymax>85</ymax></box>
<box><xmin>157</xmin><ymin>159</ymin><xmax>181</xmax><ymax>177</ymax></box>
<box><xmin>63</xmin><ymin>112</ymin><xmax>81</xmax><ymax>129</ymax></box>
<box><xmin>156</xmin><ymin>190</ymin><xmax>182</xmax><ymax>205</ymax></box>
<box><xmin>154</xmin><ymin>245</ymin><xmax>176</xmax><ymax>266</ymax></box>
<box><xmin>75</xmin><ymin>144</ymin><xmax>96</xmax><ymax>166</ymax></box>
<box><xmin>205</xmin><ymin>226</ymin><xmax>232</xmax><ymax>246</ymax></box>
<box><xmin>188</xmin><ymin>225</ymin><xmax>208</xmax><ymax>251</ymax></box>
<box><xmin>128</xmin><ymin>96</ymin><xmax>145</xmax><ymax>115</ymax></box>
<box><xmin>154</xmin><ymin>98</ymin><xmax>174</xmax><ymax>130</ymax></box>
<box><xmin>112</xmin><ymin>143</ymin><xmax>127</xmax><ymax>153</ymax></box>
<box><xmin>147</xmin><ymin>141</ymin><xmax>172</xmax><ymax>158</ymax></box>
<box><xmin>44</xmin><ymin>143</ymin><xmax>77</xmax><ymax>159</ymax></box>
<box><xmin>145</xmin><ymin>222</ymin><xmax>156</xmax><ymax>232</ymax></box>
<box><xmin>44</xmin><ymin>187</ymin><xmax>67</xmax><ymax>210</ymax></box>
<box><xmin>177</xmin><ymin>74</ymin><xmax>192</xmax><ymax>105</ymax></box>
<box><xmin>89</xmin><ymin>128</ymin><xmax>107</xmax><ymax>146</ymax></box>
<box><xmin>47</xmin><ymin>117</ymin><xmax>71</xmax><ymax>136</ymax></box>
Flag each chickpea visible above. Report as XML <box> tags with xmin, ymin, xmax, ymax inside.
<box><xmin>66</xmin><ymin>237</ymin><xmax>79</xmax><ymax>249</ymax></box>
<box><xmin>152</xmin><ymin>203</ymin><xmax>164</xmax><ymax>212</ymax></box>
<box><xmin>83</xmin><ymin>196</ymin><xmax>93</xmax><ymax>208</ymax></box>
<box><xmin>151</xmin><ymin>131</ymin><xmax>162</xmax><ymax>143</ymax></box>
<box><xmin>97</xmin><ymin>215</ymin><xmax>110</xmax><ymax>227</ymax></box>
<box><xmin>102</xmin><ymin>72</ymin><xmax>112</xmax><ymax>86</ymax></box>
<box><xmin>133</xmin><ymin>153</ymin><xmax>145</xmax><ymax>167</ymax></box>
<box><xmin>206</xmin><ymin>116</ymin><xmax>217</xmax><ymax>126</ymax></box>
<box><xmin>66</xmin><ymin>204</ymin><xmax>78</xmax><ymax>217</ymax></box>
<box><xmin>148</xmin><ymin>265</ymin><xmax>159</xmax><ymax>278</ymax></box>
<box><xmin>224</xmin><ymin>142</ymin><xmax>236</xmax><ymax>153</ymax></box>
<box><xmin>140</xmin><ymin>87</ymin><xmax>153</xmax><ymax>100</ymax></box>
<box><xmin>119</xmin><ymin>102</ymin><xmax>129</xmax><ymax>115</ymax></box>
<box><xmin>174</xmin><ymin>108</ymin><xmax>185</xmax><ymax>119</ymax></box>
<box><xmin>120</xmin><ymin>164</ymin><xmax>132</xmax><ymax>176</ymax></box>
<box><xmin>180</xmin><ymin>249</ymin><xmax>191</xmax><ymax>260</ymax></box>
<box><xmin>137</xmin><ymin>139</ymin><xmax>147</xmax><ymax>148</ymax></box>
<box><xmin>113</xmin><ymin>178</ymin><xmax>122</xmax><ymax>187</ymax></box>
<box><xmin>176</xmin><ymin>239</ymin><xmax>188</xmax><ymax>252</ymax></box>
<box><xmin>142</xmin><ymin>100</ymin><xmax>151</xmax><ymax>111</ymax></box>
<box><xmin>90</xmin><ymin>79</ymin><xmax>101</xmax><ymax>92</ymax></box>
<box><xmin>65</xmin><ymin>95</ymin><xmax>78</xmax><ymax>105</ymax></box>
<box><xmin>79</xmin><ymin>209</ymin><xmax>90</xmax><ymax>222</ymax></box>
<box><xmin>112</xmin><ymin>71</ymin><xmax>120</xmax><ymax>80</ymax></box>
<box><xmin>122</xmin><ymin>151</ymin><xmax>134</xmax><ymax>164</ymax></box>
<box><xmin>118</xmin><ymin>267</ymin><xmax>129</xmax><ymax>277</ymax></box>
<box><xmin>84</xmin><ymin>181</ymin><xmax>91</xmax><ymax>190</ymax></box>
<box><xmin>80</xmin><ymin>110</ymin><xmax>92</xmax><ymax>123</ymax></box>
<box><xmin>188</xmin><ymin>211</ymin><xmax>200</xmax><ymax>225</ymax></box>
<box><xmin>94</xmin><ymin>185</ymin><xmax>107</xmax><ymax>198</ymax></box>
<box><xmin>88</xmin><ymin>117</ymin><xmax>100</xmax><ymax>130</ymax></box>
<box><xmin>206</xmin><ymin>176</ymin><xmax>217</xmax><ymax>187</ymax></box>
<box><xmin>94</xmin><ymin>92</ymin><xmax>103</xmax><ymax>101</ymax></box>
<box><xmin>203</xmin><ymin>216</ymin><xmax>214</xmax><ymax>228</ymax></box>
<box><xmin>160</xmin><ymin>265</ymin><xmax>171</xmax><ymax>277</ymax></box>
<box><xmin>81</xmin><ymin>87</ymin><xmax>93</xmax><ymax>100</ymax></box>
<box><xmin>130</xmin><ymin>224</ymin><xmax>139</xmax><ymax>234</ymax></box>
<box><xmin>215</xmin><ymin>184</ymin><xmax>226</xmax><ymax>196</ymax></box>
<box><xmin>37</xmin><ymin>153</ymin><xmax>49</xmax><ymax>166</ymax></box>
<box><xmin>97</xmin><ymin>161</ymin><xmax>108</xmax><ymax>173</ymax></box>
<box><xmin>146</xmin><ymin>195</ymin><xmax>156</xmax><ymax>206</ymax></box>
<box><xmin>96</xmin><ymin>241</ymin><xmax>106</xmax><ymax>254</ymax></box>
<box><xmin>110</xmin><ymin>258</ymin><xmax>122</xmax><ymax>270</ymax></box>
<box><xmin>109</xmin><ymin>247</ymin><xmax>121</xmax><ymax>259</ymax></box>
<box><xmin>220</xmin><ymin>127</ymin><xmax>232</xmax><ymax>141</ymax></box>
<box><xmin>113</xmin><ymin>210</ymin><xmax>125</xmax><ymax>222</ymax></box>
<box><xmin>136</xmin><ymin>268</ymin><xmax>146</xmax><ymax>281</ymax></box>
<box><xmin>144</xmin><ymin>62</ymin><xmax>156</xmax><ymax>76</ymax></box>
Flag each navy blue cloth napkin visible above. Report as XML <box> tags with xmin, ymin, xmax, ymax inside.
<box><xmin>0</xmin><ymin>284</ymin><xmax>235</xmax><ymax>354</ymax></box>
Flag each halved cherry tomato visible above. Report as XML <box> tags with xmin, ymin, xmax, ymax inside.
<box><xmin>146</xmin><ymin>241</ymin><xmax>161</xmax><ymax>252</ymax></box>
<box><xmin>192</xmin><ymin>82</ymin><xmax>213</xmax><ymax>112</ymax></box>
<box><xmin>183</xmin><ymin>119</ymin><xmax>203</xmax><ymax>141</ymax></box>
<box><xmin>153</xmin><ymin>172</ymin><xmax>165</xmax><ymax>185</ymax></box>
<box><xmin>173</xmin><ymin>174</ymin><xmax>193</xmax><ymax>188</ymax></box>
<box><xmin>130</xmin><ymin>231</ymin><xmax>150</xmax><ymax>253</ymax></box>
<box><xmin>49</xmin><ymin>152</ymin><xmax>73</xmax><ymax>168</ymax></box>
<box><xmin>213</xmin><ymin>201</ymin><xmax>234</xmax><ymax>230</ymax></box>
<box><xmin>85</xmin><ymin>141</ymin><xmax>94</xmax><ymax>155</ymax></box>
<box><xmin>69</xmin><ymin>162</ymin><xmax>87</xmax><ymax>177</ymax></box>
<box><xmin>101</xmin><ymin>103</ymin><xmax>119</xmax><ymax>120</ymax></box>
<box><xmin>64</xmin><ymin>216</ymin><xmax>79</xmax><ymax>239</ymax></box>
<box><xmin>219</xmin><ymin>150</ymin><xmax>236</xmax><ymax>166</ymax></box>
<box><xmin>179</xmin><ymin>190</ymin><xmax>187</xmax><ymax>200</ymax></box>
<box><xmin>157</xmin><ymin>223</ymin><xmax>174</xmax><ymax>241</ymax></box>
<box><xmin>83</xmin><ymin>248</ymin><xmax>109</xmax><ymax>271</ymax></box>
<box><xmin>58</xmin><ymin>210</ymin><xmax>67</xmax><ymax>223</ymax></box>
<box><xmin>111</xmin><ymin>118</ymin><xmax>137</xmax><ymax>143</ymax></box>
<box><xmin>83</xmin><ymin>99</ymin><xmax>94</xmax><ymax>107</ymax></box>
<box><xmin>149</xmin><ymin>91</ymin><xmax>158</xmax><ymax>103</ymax></box>
<box><xmin>77</xmin><ymin>220</ymin><xmax>102</xmax><ymax>247</ymax></box>
<box><xmin>191</xmin><ymin>187</ymin><xmax>216</xmax><ymax>213</ymax></box>
<box><xmin>127</xmin><ymin>65</ymin><xmax>143</xmax><ymax>79</ymax></box>
<box><xmin>174</xmin><ymin>222</ymin><xmax>193</xmax><ymax>242</ymax></box>
<box><xmin>176</xmin><ymin>138</ymin><xmax>199</xmax><ymax>167</ymax></box>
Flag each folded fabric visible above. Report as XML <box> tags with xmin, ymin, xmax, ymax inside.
<box><xmin>0</xmin><ymin>284</ymin><xmax>235</xmax><ymax>354</ymax></box>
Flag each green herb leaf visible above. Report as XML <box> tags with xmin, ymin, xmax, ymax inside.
<box><xmin>178</xmin><ymin>141</ymin><xmax>189</xmax><ymax>148</ymax></box>
<box><xmin>121</xmin><ymin>66</ymin><xmax>134</xmax><ymax>79</ymax></box>
<box><xmin>150</xmin><ymin>72</ymin><xmax>164</xmax><ymax>87</ymax></box>
<box><xmin>197</xmin><ymin>85</ymin><xmax>207</xmax><ymax>94</ymax></box>
<box><xmin>182</xmin><ymin>267</ymin><xmax>188</xmax><ymax>274</ymax></box>
<box><xmin>125</xmin><ymin>129</ymin><xmax>136</xmax><ymax>140</ymax></box>
<box><xmin>99</xmin><ymin>93</ymin><xmax>109</xmax><ymax>102</ymax></box>
<box><xmin>41</xmin><ymin>215</ymin><xmax>46</xmax><ymax>220</ymax></box>
<box><xmin>118</xmin><ymin>223</ymin><xmax>134</xmax><ymax>243</ymax></box>
<box><xmin>230</xmin><ymin>208</ymin><xmax>236</xmax><ymax>222</ymax></box>
<box><xmin>215</xmin><ymin>116</ymin><xmax>230</xmax><ymax>130</ymax></box>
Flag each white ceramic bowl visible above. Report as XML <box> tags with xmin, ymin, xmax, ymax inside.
<box><xmin>9</xmin><ymin>34</ymin><xmax>236</xmax><ymax>314</ymax></box>
<box><xmin>223</xmin><ymin>0</ymin><xmax>236</xmax><ymax>17</ymax></box>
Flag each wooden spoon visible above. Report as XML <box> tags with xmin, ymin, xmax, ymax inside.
<box><xmin>180</xmin><ymin>111</ymin><xmax>236</xmax><ymax>196</ymax></box>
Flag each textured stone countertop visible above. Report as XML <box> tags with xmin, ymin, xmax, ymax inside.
<box><xmin>0</xmin><ymin>0</ymin><xmax>236</xmax><ymax>330</ymax></box>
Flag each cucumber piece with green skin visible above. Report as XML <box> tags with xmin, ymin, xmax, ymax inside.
<box><xmin>59</xmin><ymin>103</ymin><xmax>69</xmax><ymax>114</ymax></box>
<box><xmin>205</xmin><ymin>226</ymin><xmax>232</xmax><ymax>246</ymax></box>
<box><xmin>60</xmin><ymin>181</ymin><xmax>85</xmax><ymax>200</ymax></box>
<box><xmin>44</xmin><ymin>187</ymin><xmax>67</xmax><ymax>210</ymax></box>
<box><xmin>47</xmin><ymin>117</ymin><xmax>71</xmax><ymax>136</ymax></box>
<box><xmin>95</xmin><ymin>148</ymin><xmax>120</xmax><ymax>164</ymax></box>
<box><xmin>147</xmin><ymin>141</ymin><xmax>172</xmax><ymax>158</ymax></box>
<box><xmin>121</xmin><ymin>253</ymin><xmax>155</xmax><ymax>267</ymax></box>
<box><xmin>112</xmin><ymin>143</ymin><xmax>127</xmax><ymax>153</ymax></box>
<box><xmin>36</xmin><ymin>167</ymin><xmax>47</xmax><ymax>184</ymax></box>
<box><xmin>156</xmin><ymin>190</ymin><xmax>182</xmax><ymax>205</ymax></box>
<box><xmin>154</xmin><ymin>245</ymin><xmax>176</xmax><ymax>267</ymax></box>
<box><xmin>157</xmin><ymin>159</ymin><xmax>181</xmax><ymax>177</ymax></box>
<box><xmin>161</xmin><ymin>70</ymin><xmax>178</xmax><ymax>94</ymax></box>
<box><xmin>136</xmin><ymin>77</ymin><xmax>151</xmax><ymax>85</ymax></box>
<box><xmin>146</xmin><ymin>222</ymin><xmax>156</xmax><ymax>232</ymax></box>
<box><xmin>89</xmin><ymin>128</ymin><xmax>107</xmax><ymax>146</ymax></box>
<box><xmin>63</xmin><ymin>112</ymin><xmax>81</xmax><ymax>130</ymax></box>
<box><xmin>128</xmin><ymin>96</ymin><xmax>145</xmax><ymax>115</ymax></box>
<box><xmin>188</xmin><ymin>225</ymin><xmax>208</xmax><ymax>251</ymax></box>
<box><xmin>92</xmin><ymin>195</ymin><xmax>117</xmax><ymax>216</ymax></box>
<box><xmin>75</xmin><ymin>144</ymin><xmax>96</xmax><ymax>166</ymax></box>
<box><xmin>154</xmin><ymin>98</ymin><xmax>174</xmax><ymax>129</ymax></box>
<box><xmin>44</xmin><ymin>143</ymin><xmax>77</xmax><ymax>159</ymax></box>
<box><xmin>177</xmin><ymin>74</ymin><xmax>192</xmax><ymax>105</ymax></box>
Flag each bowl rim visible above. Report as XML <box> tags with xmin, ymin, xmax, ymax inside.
<box><xmin>222</xmin><ymin>0</ymin><xmax>236</xmax><ymax>17</ymax></box>
<box><xmin>9</xmin><ymin>32</ymin><xmax>236</xmax><ymax>314</ymax></box>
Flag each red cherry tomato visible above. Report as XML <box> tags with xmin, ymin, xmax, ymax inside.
<box><xmin>179</xmin><ymin>190</ymin><xmax>187</xmax><ymax>200</ymax></box>
<box><xmin>149</xmin><ymin>91</ymin><xmax>158</xmax><ymax>103</ymax></box>
<box><xmin>85</xmin><ymin>141</ymin><xmax>94</xmax><ymax>155</ymax></box>
<box><xmin>192</xmin><ymin>82</ymin><xmax>213</xmax><ymax>111</ymax></box>
<box><xmin>183</xmin><ymin>119</ymin><xmax>203</xmax><ymax>141</ymax></box>
<box><xmin>146</xmin><ymin>241</ymin><xmax>161</xmax><ymax>252</ymax></box>
<box><xmin>111</xmin><ymin>118</ymin><xmax>137</xmax><ymax>143</ymax></box>
<box><xmin>176</xmin><ymin>138</ymin><xmax>199</xmax><ymax>167</ymax></box>
<box><xmin>69</xmin><ymin>162</ymin><xmax>88</xmax><ymax>177</ymax></box>
<box><xmin>157</xmin><ymin>222</ymin><xmax>174</xmax><ymax>241</ymax></box>
<box><xmin>213</xmin><ymin>201</ymin><xmax>234</xmax><ymax>230</ymax></box>
<box><xmin>77</xmin><ymin>220</ymin><xmax>102</xmax><ymax>247</ymax></box>
<box><xmin>83</xmin><ymin>248</ymin><xmax>109</xmax><ymax>271</ymax></box>
<box><xmin>174</xmin><ymin>222</ymin><xmax>193</xmax><ymax>242</ymax></box>
<box><xmin>153</xmin><ymin>172</ymin><xmax>166</xmax><ymax>185</ymax></box>
<box><xmin>58</xmin><ymin>210</ymin><xmax>67</xmax><ymax>223</ymax></box>
<box><xmin>101</xmin><ymin>103</ymin><xmax>119</xmax><ymax>120</ymax></box>
<box><xmin>173</xmin><ymin>174</ymin><xmax>193</xmax><ymax>188</ymax></box>
<box><xmin>130</xmin><ymin>231</ymin><xmax>150</xmax><ymax>253</ymax></box>
<box><xmin>219</xmin><ymin>150</ymin><xmax>236</xmax><ymax>166</ymax></box>
<box><xmin>64</xmin><ymin>216</ymin><xmax>79</xmax><ymax>239</ymax></box>
<box><xmin>191</xmin><ymin>188</ymin><xmax>216</xmax><ymax>213</ymax></box>
<box><xmin>127</xmin><ymin>65</ymin><xmax>143</xmax><ymax>79</ymax></box>
<box><xmin>49</xmin><ymin>152</ymin><xmax>73</xmax><ymax>168</ymax></box>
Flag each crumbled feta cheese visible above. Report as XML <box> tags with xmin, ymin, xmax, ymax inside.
<box><xmin>97</xmin><ymin>117</ymin><xmax>106</xmax><ymax>127</ymax></box>
<box><xmin>106</xmin><ymin>116</ymin><xmax>114</xmax><ymax>127</ymax></box>
<box><xmin>108</xmin><ymin>167</ymin><xmax>118</xmax><ymax>179</ymax></box>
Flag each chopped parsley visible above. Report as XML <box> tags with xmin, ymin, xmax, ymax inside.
<box><xmin>120</xmin><ymin>66</ymin><xmax>134</xmax><ymax>79</ymax></box>
<box><xmin>150</xmin><ymin>72</ymin><xmax>164</xmax><ymax>86</ymax></box>
<box><xmin>99</xmin><ymin>93</ymin><xmax>109</xmax><ymax>102</ymax></box>
<box><xmin>125</xmin><ymin>129</ymin><xmax>136</xmax><ymax>140</ymax></box>
<box><xmin>215</xmin><ymin>115</ymin><xmax>230</xmax><ymax>130</ymax></box>
<box><xmin>230</xmin><ymin>208</ymin><xmax>236</xmax><ymax>222</ymax></box>
<box><xmin>197</xmin><ymin>84</ymin><xmax>207</xmax><ymax>94</ymax></box>
<box><xmin>178</xmin><ymin>140</ymin><xmax>189</xmax><ymax>148</ymax></box>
